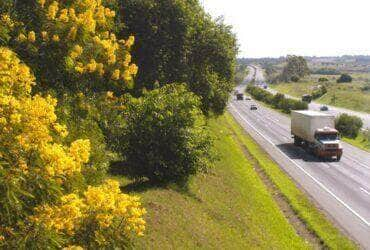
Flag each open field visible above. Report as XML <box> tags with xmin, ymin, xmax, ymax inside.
<box><xmin>111</xmin><ymin>114</ymin><xmax>355</xmax><ymax>249</ymax></box>
<box><xmin>270</xmin><ymin>74</ymin><xmax>370</xmax><ymax>113</ymax></box>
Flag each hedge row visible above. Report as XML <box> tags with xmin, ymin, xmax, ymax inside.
<box><xmin>246</xmin><ymin>85</ymin><xmax>308</xmax><ymax>113</ymax></box>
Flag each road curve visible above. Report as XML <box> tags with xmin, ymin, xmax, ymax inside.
<box><xmin>229</xmin><ymin>67</ymin><xmax>370</xmax><ymax>248</ymax></box>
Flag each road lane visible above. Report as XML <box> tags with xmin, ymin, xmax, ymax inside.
<box><xmin>250</xmin><ymin>65</ymin><xmax>370</xmax><ymax>129</ymax></box>
<box><xmin>229</xmin><ymin>67</ymin><xmax>370</xmax><ymax>247</ymax></box>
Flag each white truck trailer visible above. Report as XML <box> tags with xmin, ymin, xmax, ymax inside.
<box><xmin>291</xmin><ymin>110</ymin><xmax>343</xmax><ymax>161</ymax></box>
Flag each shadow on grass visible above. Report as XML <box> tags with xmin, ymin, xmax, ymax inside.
<box><xmin>110</xmin><ymin>161</ymin><xmax>202</xmax><ymax>202</ymax></box>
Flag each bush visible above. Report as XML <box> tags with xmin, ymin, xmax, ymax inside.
<box><xmin>272</xmin><ymin>93</ymin><xmax>285</xmax><ymax>108</ymax></box>
<box><xmin>318</xmin><ymin>77</ymin><xmax>328</xmax><ymax>82</ymax></box>
<box><xmin>361</xmin><ymin>84</ymin><xmax>370</xmax><ymax>92</ymax></box>
<box><xmin>337</xmin><ymin>74</ymin><xmax>352</xmax><ymax>83</ymax></box>
<box><xmin>335</xmin><ymin>114</ymin><xmax>363</xmax><ymax>138</ymax></box>
<box><xmin>0</xmin><ymin>47</ymin><xmax>146</xmax><ymax>248</ymax></box>
<box><xmin>246</xmin><ymin>86</ymin><xmax>307</xmax><ymax>113</ymax></box>
<box><xmin>56</xmin><ymin>93</ymin><xmax>116</xmax><ymax>185</ymax></box>
<box><xmin>312</xmin><ymin>85</ymin><xmax>327</xmax><ymax>99</ymax></box>
<box><xmin>290</xmin><ymin>75</ymin><xmax>300</xmax><ymax>82</ymax></box>
<box><xmin>115</xmin><ymin>84</ymin><xmax>213</xmax><ymax>185</ymax></box>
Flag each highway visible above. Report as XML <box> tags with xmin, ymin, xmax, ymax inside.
<box><xmin>229</xmin><ymin>67</ymin><xmax>370</xmax><ymax>248</ymax></box>
<box><xmin>251</xmin><ymin>65</ymin><xmax>370</xmax><ymax>129</ymax></box>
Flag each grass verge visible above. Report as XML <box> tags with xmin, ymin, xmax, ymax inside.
<box><xmin>342</xmin><ymin>133</ymin><xmax>370</xmax><ymax>152</ymax></box>
<box><xmin>224</xmin><ymin>112</ymin><xmax>357</xmax><ymax>249</ymax></box>
<box><xmin>111</xmin><ymin>116</ymin><xmax>310</xmax><ymax>249</ymax></box>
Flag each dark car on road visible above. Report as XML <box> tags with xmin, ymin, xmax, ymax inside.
<box><xmin>320</xmin><ymin>105</ymin><xmax>329</xmax><ymax>111</ymax></box>
<box><xmin>250</xmin><ymin>104</ymin><xmax>257</xmax><ymax>110</ymax></box>
<box><xmin>236</xmin><ymin>93</ymin><xmax>244</xmax><ymax>100</ymax></box>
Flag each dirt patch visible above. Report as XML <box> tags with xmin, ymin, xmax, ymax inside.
<box><xmin>229</xmin><ymin>130</ymin><xmax>324</xmax><ymax>249</ymax></box>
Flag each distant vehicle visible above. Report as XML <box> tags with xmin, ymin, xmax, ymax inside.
<box><xmin>263</xmin><ymin>85</ymin><xmax>267</xmax><ymax>89</ymax></box>
<box><xmin>302</xmin><ymin>94</ymin><xmax>312</xmax><ymax>103</ymax></box>
<box><xmin>245</xmin><ymin>96</ymin><xmax>252</xmax><ymax>100</ymax></box>
<box><xmin>320</xmin><ymin>105</ymin><xmax>329</xmax><ymax>111</ymax></box>
<box><xmin>250</xmin><ymin>104</ymin><xmax>257</xmax><ymax>110</ymax></box>
<box><xmin>236</xmin><ymin>93</ymin><xmax>244</xmax><ymax>100</ymax></box>
<box><xmin>291</xmin><ymin>110</ymin><xmax>342</xmax><ymax>161</ymax></box>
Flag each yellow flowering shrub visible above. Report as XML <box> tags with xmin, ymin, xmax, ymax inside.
<box><xmin>15</xmin><ymin>0</ymin><xmax>138</xmax><ymax>91</ymax></box>
<box><xmin>0</xmin><ymin>47</ymin><xmax>145</xmax><ymax>248</ymax></box>
<box><xmin>31</xmin><ymin>179</ymin><xmax>146</xmax><ymax>247</ymax></box>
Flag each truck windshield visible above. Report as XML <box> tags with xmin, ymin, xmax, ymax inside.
<box><xmin>317</xmin><ymin>134</ymin><xmax>339</xmax><ymax>141</ymax></box>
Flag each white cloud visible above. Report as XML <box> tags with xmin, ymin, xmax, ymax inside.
<box><xmin>202</xmin><ymin>0</ymin><xmax>370</xmax><ymax>58</ymax></box>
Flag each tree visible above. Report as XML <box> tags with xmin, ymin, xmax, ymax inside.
<box><xmin>0</xmin><ymin>47</ymin><xmax>146</xmax><ymax>248</ymax></box>
<box><xmin>113</xmin><ymin>84</ymin><xmax>213</xmax><ymax>185</ymax></box>
<box><xmin>318</xmin><ymin>77</ymin><xmax>329</xmax><ymax>82</ymax></box>
<box><xmin>335</xmin><ymin>114</ymin><xmax>363</xmax><ymax>138</ymax></box>
<box><xmin>118</xmin><ymin>0</ymin><xmax>238</xmax><ymax>115</ymax></box>
<box><xmin>280</xmin><ymin>55</ymin><xmax>310</xmax><ymax>82</ymax></box>
<box><xmin>6</xmin><ymin>0</ymin><xmax>137</xmax><ymax>94</ymax></box>
<box><xmin>337</xmin><ymin>73</ymin><xmax>352</xmax><ymax>83</ymax></box>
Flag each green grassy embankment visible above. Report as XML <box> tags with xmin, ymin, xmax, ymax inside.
<box><xmin>342</xmin><ymin>133</ymin><xmax>370</xmax><ymax>152</ymax></box>
<box><xmin>111</xmin><ymin>114</ymin><xmax>356</xmax><ymax>249</ymax></box>
<box><xmin>261</xmin><ymin>82</ymin><xmax>369</xmax><ymax>151</ymax></box>
<box><xmin>270</xmin><ymin>76</ymin><xmax>370</xmax><ymax>113</ymax></box>
<box><xmin>112</xmin><ymin>116</ymin><xmax>311</xmax><ymax>249</ymax></box>
<box><xmin>224</xmin><ymin>113</ymin><xmax>357</xmax><ymax>249</ymax></box>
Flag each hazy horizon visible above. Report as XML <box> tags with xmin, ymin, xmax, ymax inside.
<box><xmin>202</xmin><ymin>0</ymin><xmax>370</xmax><ymax>58</ymax></box>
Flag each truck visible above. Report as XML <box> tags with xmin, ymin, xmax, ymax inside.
<box><xmin>302</xmin><ymin>94</ymin><xmax>312</xmax><ymax>103</ymax></box>
<box><xmin>291</xmin><ymin>110</ymin><xmax>343</xmax><ymax>161</ymax></box>
<box><xmin>236</xmin><ymin>93</ymin><xmax>244</xmax><ymax>100</ymax></box>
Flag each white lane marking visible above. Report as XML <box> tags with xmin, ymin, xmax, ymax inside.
<box><xmin>360</xmin><ymin>187</ymin><xmax>370</xmax><ymax>196</ymax></box>
<box><xmin>230</xmin><ymin>103</ymin><xmax>370</xmax><ymax>227</ymax></box>
<box><xmin>343</xmin><ymin>156</ymin><xmax>370</xmax><ymax>170</ymax></box>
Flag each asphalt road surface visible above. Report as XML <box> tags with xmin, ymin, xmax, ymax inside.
<box><xmin>229</xmin><ymin>67</ymin><xmax>370</xmax><ymax>248</ymax></box>
<box><xmin>250</xmin><ymin>65</ymin><xmax>370</xmax><ymax>129</ymax></box>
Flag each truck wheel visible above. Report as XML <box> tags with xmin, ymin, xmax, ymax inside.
<box><xmin>294</xmin><ymin>137</ymin><xmax>301</xmax><ymax>146</ymax></box>
<box><xmin>337</xmin><ymin>155</ymin><xmax>342</xmax><ymax>162</ymax></box>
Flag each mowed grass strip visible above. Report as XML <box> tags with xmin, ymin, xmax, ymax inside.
<box><xmin>342</xmin><ymin>133</ymin><xmax>370</xmax><ymax>152</ymax></box>
<box><xmin>113</xmin><ymin>116</ymin><xmax>309</xmax><ymax>249</ymax></box>
<box><xmin>224</xmin><ymin>113</ymin><xmax>357</xmax><ymax>249</ymax></box>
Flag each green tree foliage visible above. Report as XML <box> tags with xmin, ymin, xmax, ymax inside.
<box><xmin>318</xmin><ymin>77</ymin><xmax>329</xmax><ymax>82</ymax></box>
<box><xmin>335</xmin><ymin>114</ymin><xmax>363</xmax><ymax>138</ymax></box>
<box><xmin>337</xmin><ymin>73</ymin><xmax>352</xmax><ymax>83</ymax></box>
<box><xmin>246</xmin><ymin>85</ymin><xmax>307</xmax><ymax>113</ymax></box>
<box><xmin>6</xmin><ymin>0</ymin><xmax>137</xmax><ymax>94</ymax></box>
<box><xmin>113</xmin><ymin>84</ymin><xmax>213</xmax><ymax>185</ymax></box>
<box><xmin>235</xmin><ymin>63</ymin><xmax>248</xmax><ymax>85</ymax></box>
<box><xmin>280</xmin><ymin>55</ymin><xmax>310</xmax><ymax>82</ymax></box>
<box><xmin>312</xmin><ymin>85</ymin><xmax>327</xmax><ymax>99</ymax></box>
<box><xmin>118</xmin><ymin>0</ymin><xmax>238</xmax><ymax>115</ymax></box>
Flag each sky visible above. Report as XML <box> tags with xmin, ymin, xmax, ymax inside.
<box><xmin>202</xmin><ymin>0</ymin><xmax>370</xmax><ymax>58</ymax></box>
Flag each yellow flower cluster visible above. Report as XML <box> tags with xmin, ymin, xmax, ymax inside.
<box><xmin>0</xmin><ymin>47</ymin><xmax>90</xmax><ymax>180</ymax></box>
<box><xmin>16</xmin><ymin>0</ymin><xmax>139</xmax><ymax>88</ymax></box>
<box><xmin>0</xmin><ymin>14</ymin><xmax>14</xmax><ymax>28</ymax></box>
<box><xmin>62</xmin><ymin>246</ymin><xmax>84</xmax><ymax>250</ymax></box>
<box><xmin>31</xmin><ymin>180</ymin><xmax>146</xmax><ymax>244</ymax></box>
<box><xmin>0</xmin><ymin>47</ymin><xmax>35</xmax><ymax>96</ymax></box>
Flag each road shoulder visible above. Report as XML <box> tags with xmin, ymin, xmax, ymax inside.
<box><xmin>225</xmin><ymin>111</ymin><xmax>357</xmax><ymax>249</ymax></box>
